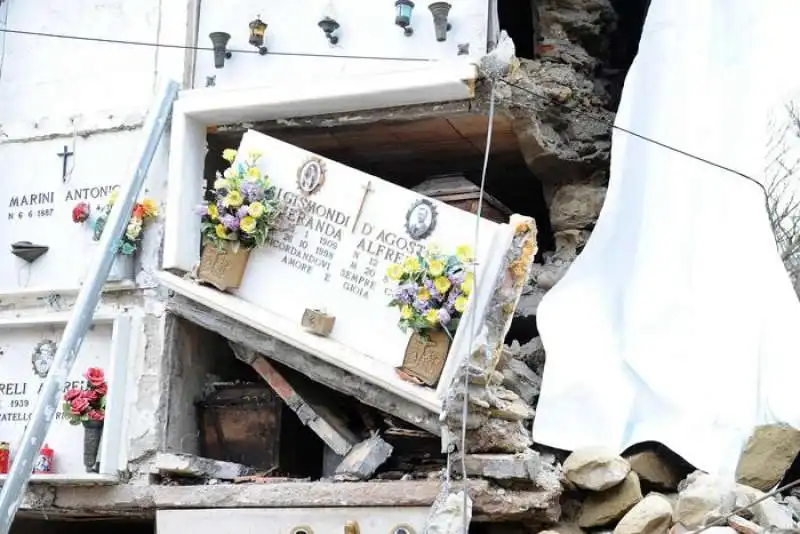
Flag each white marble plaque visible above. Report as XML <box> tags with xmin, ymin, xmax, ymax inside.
<box><xmin>158</xmin><ymin>506</ymin><xmax>431</xmax><ymax>534</ymax></box>
<box><xmin>0</xmin><ymin>322</ymin><xmax>114</xmax><ymax>475</ymax></box>
<box><xmin>0</xmin><ymin>138</ymin><xmax>120</xmax><ymax>292</ymax></box>
<box><xmin>231</xmin><ymin>130</ymin><xmax>502</xmax><ymax>370</ymax></box>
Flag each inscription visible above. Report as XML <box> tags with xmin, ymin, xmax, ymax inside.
<box><xmin>8</xmin><ymin>208</ymin><xmax>57</xmax><ymax>221</ymax></box>
<box><xmin>277</xmin><ymin>188</ymin><xmax>351</xmax><ymax>229</ymax></box>
<box><xmin>268</xmin><ymin>192</ymin><xmax>346</xmax><ymax>281</ymax></box>
<box><xmin>9</xmin><ymin>192</ymin><xmax>54</xmax><ymax>207</ymax></box>
<box><xmin>0</xmin><ymin>412</ymin><xmax>33</xmax><ymax>422</ymax></box>
<box><xmin>0</xmin><ymin>380</ymin><xmax>88</xmax><ymax>396</ymax></box>
<box><xmin>5</xmin><ymin>184</ymin><xmax>118</xmax><ymax>222</ymax></box>
<box><xmin>320</xmin><ymin>236</ymin><xmax>338</xmax><ymax>250</ymax></box>
<box><xmin>268</xmin><ymin>212</ymin><xmax>432</xmax><ymax>303</ymax></box>
<box><xmin>64</xmin><ymin>185</ymin><xmax>119</xmax><ymax>202</ymax></box>
<box><xmin>281</xmin><ymin>254</ymin><xmax>313</xmax><ymax>274</ymax></box>
<box><xmin>0</xmin><ymin>380</ymin><xmax>92</xmax><ymax>423</ymax></box>
<box><xmin>260</xmin><ymin>168</ymin><xmax>453</xmax><ymax>314</ymax></box>
<box><xmin>315</xmin><ymin>245</ymin><xmax>334</xmax><ymax>260</ymax></box>
<box><xmin>0</xmin><ymin>410</ymin><xmax>73</xmax><ymax>423</ymax></box>
<box><xmin>340</xmin><ymin>265</ymin><xmax>376</xmax><ymax>299</ymax></box>
<box><xmin>0</xmin><ymin>382</ymin><xmax>27</xmax><ymax>395</ymax></box>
